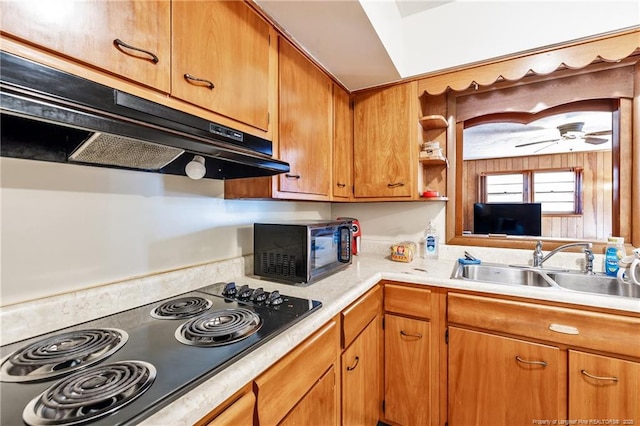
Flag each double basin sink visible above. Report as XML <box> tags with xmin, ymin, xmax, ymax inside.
<box><xmin>451</xmin><ymin>262</ymin><xmax>640</xmax><ymax>299</ymax></box>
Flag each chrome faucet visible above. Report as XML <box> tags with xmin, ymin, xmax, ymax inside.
<box><xmin>533</xmin><ymin>241</ymin><xmax>594</xmax><ymax>274</ymax></box>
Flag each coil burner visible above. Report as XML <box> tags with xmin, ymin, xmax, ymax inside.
<box><xmin>0</xmin><ymin>329</ymin><xmax>128</xmax><ymax>383</ymax></box>
<box><xmin>22</xmin><ymin>360</ymin><xmax>156</xmax><ymax>426</ymax></box>
<box><xmin>150</xmin><ymin>296</ymin><xmax>213</xmax><ymax>320</ymax></box>
<box><xmin>175</xmin><ymin>308</ymin><xmax>263</xmax><ymax>347</ymax></box>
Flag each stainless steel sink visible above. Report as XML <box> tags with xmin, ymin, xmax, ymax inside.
<box><xmin>452</xmin><ymin>263</ymin><xmax>555</xmax><ymax>287</ymax></box>
<box><xmin>451</xmin><ymin>261</ymin><xmax>640</xmax><ymax>299</ymax></box>
<box><xmin>546</xmin><ymin>271</ymin><xmax>640</xmax><ymax>299</ymax></box>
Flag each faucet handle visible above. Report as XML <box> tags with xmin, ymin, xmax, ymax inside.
<box><xmin>583</xmin><ymin>245</ymin><xmax>594</xmax><ymax>274</ymax></box>
<box><xmin>533</xmin><ymin>241</ymin><xmax>543</xmax><ymax>267</ymax></box>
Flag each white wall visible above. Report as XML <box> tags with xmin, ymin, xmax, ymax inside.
<box><xmin>365</xmin><ymin>1</ymin><xmax>640</xmax><ymax>79</ymax></box>
<box><xmin>0</xmin><ymin>158</ymin><xmax>447</xmax><ymax>307</ymax></box>
<box><xmin>0</xmin><ymin>158</ymin><xmax>331</xmax><ymax>306</ymax></box>
<box><xmin>332</xmin><ymin>201</ymin><xmax>446</xmax><ymax>246</ymax></box>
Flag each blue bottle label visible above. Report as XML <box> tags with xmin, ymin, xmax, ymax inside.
<box><xmin>604</xmin><ymin>247</ymin><xmax>620</xmax><ymax>276</ymax></box>
<box><xmin>426</xmin><ymin>235</ymin><xmax>436</xmax><ymax>253</ymax></box>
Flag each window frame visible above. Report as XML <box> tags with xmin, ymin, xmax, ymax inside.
<box><xmin>479</xmin><ymin>167</ymin><xmax>583</xmax><ymax>215</ymax></box>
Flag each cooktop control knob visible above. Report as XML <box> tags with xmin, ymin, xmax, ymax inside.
<box><xmin>250</xmin><ymin>287</ymin><xmax>267</xmax><ymax>302</ymax></box>
<box><xmin>267</xmin><ymin>290</ymin><xmax>283</xmax><ymax>305</ymax></box>
<box><xmin>237</xmin><ymin>285</ymin><xmax>252</xmax><ymax>299</ymax></box>
<box><xmin>222</xmin><ymin>282</ymin><xmax>237</xmax><ymax>296</ymax></box>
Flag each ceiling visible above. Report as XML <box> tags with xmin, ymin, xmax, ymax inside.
<box><xmin>463</xmin><ymin>111</ymin><xmax>613</xmax><ymax>160</ymax></box>
<box><xmin>255</xmin><ymin>0</ymin><xmax>640</xmax><ymax>91</ymax></box>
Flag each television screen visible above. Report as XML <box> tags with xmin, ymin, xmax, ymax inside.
<box><xmin>473</xmin><ymin>203</ymin><xmax>542</xmax><ymax>236</ymax></box>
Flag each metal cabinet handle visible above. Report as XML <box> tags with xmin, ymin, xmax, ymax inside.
<box><xmin>387</xmin><ymin>182</ymin><xmax>405</xmax><ymax>188</ymax></box>
<box><xmin>515</xmin><ymin>356</ymin><xmax>547</xmax><ymax>367</ymax></box>
<box><xmin>346</xmin><ymin>356</ymin><xmax>359</xmax><ymax>371</ymax></box>
<box><xmin>184</xmin><ymin>74</ymin><xmax>215</xmax><ymax>90</ymax></box>
<box><xmin>285</xmin><ymin>174</ymin><xmax>301</xmax><ymax>179</ymax></box>
<box><xmin>336</xmin><ymin>182</ymin><xmax>346</xmax><ymax>188</ymax></box>
<box><xmin>113</xmin><ymin>39</ymin><xmax>159</xmax><ymax>64</ymax></box>
<box><xmin>400</xmin><ymin>330</ymin><xmax>422</xmax><ymax>339</ymax></box>
<box><xmin>581</xmin><ymin>369</ymin><xmax>618</xmax><ymax>382</ymax></box>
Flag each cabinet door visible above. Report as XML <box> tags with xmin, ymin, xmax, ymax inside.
<box><xmin>255</xmin><ymin>320</ymin><xmax>338</xmax><ymax>426</ymax></box>
<box><xmin>569</xmin><ymin>350</ymin><xmax>640</xmax><ymax>422</ymax></box>
<box><xmin>354</xmin><ymin>82</ymin><xmax>416</xmax><ymax>198</ymax></box>
<box><xmin>448</xmin><ymin>327</ymin><xmax>563</xmax><ymax>426</ymax></box>
<box><xmin>384</xmin><ymin>314</ymin><xmax>431</xmax><ymax>426</ymax></box>
<box><xmin>0</xmin><ymin>1</ymin><xmax>171</xmax><ymax>92</ymax></box>
<box><xmin>278</xmin><ymin>38</ymin><xmax>332</xmax><ymax>197</ymax></box>
<box><xmin>172</xmin><ymin>0</ymin><xmax>270</xmax><ymax>131</ymax></box>
<box><xmin>279</xmin><ymin>365</ymin><xmax>338</xmax><ymax>426</ymax></box>
<box><xmin>342</xmin><ymin>318</ymin><xmax>380</xmax><ymax>426</ymax></box>
<box><xmin>333</xmin><ymin>84</ymin><xmax>353</xmax><ymax>199</ymax></box>
<box><xmin>204</xmin><ymin>391</ymin><xmax>255</xmax><ymax>426</ymax></box>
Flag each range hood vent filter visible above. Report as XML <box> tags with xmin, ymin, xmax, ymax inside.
<box><xmin>0</xmin><ymin>51</ymin><xmax>290</xmax><ymax>180</ymax></box>
<box><xmin>69</xmin><ymin>133</ymin><xmax>185</xmax><ymax>171</ymax></box>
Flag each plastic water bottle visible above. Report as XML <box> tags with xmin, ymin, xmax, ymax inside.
<box><xmin>604</xmin><ymin>236</ymin><xmax>626</xmax><ymax>276</ymax></box>
<box><xmin>424</xmin><ymin>221</ymin><xmax>439</xmax><ymax>259</ymax></box>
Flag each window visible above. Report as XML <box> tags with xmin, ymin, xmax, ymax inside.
<box><xmin>481</xmin><ymin>168</ymin><xmax>582</xmax><ymax>214</ymax></box>
<box><xmin>485</xmin><ymin>174</ymin><xmax>524</xmax><ymax>203</ymax></box>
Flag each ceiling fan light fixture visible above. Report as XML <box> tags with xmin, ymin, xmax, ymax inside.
<box><xmin>558</xmin><ymin>122</ymin><xmax>584</xmax><ymax>135</ymax></box>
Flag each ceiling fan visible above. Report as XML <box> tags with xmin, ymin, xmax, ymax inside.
<box><xmin>514</xmin><ymin>122</ymin><xmax>612</xmax><ymax>152</ymax></box>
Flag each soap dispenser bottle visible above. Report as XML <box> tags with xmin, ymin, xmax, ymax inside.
<box><xmin>424</xmin><ymin>221</ymin><xmax>439</xmax><ymax>259</ymax></box>
<box><xmin>604</xmin><ymin>236</ymin><xmax>626</xmax><ymax>276</ymax></box>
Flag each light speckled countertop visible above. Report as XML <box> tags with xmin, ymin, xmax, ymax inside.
<box><xmin>1</xmin><ymin>244</ymin><xmax>638</xmax><ymax>425</ymax></box>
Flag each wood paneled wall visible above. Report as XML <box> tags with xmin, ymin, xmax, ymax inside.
<box><xmin>463</xmin><ymin>151</ymin><xmax>613</xmax><ymax>240</ymax></box>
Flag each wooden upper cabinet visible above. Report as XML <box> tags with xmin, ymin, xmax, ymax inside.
<box><xmin>0</xmin><ymin>0</ymin><xmax>171</xmax><ymax>92</ymax></box>
<box><xmin>353</xmin><ymin>81</ymin><xmax>418</xmax><ymax>199</ymax></box>
<box><xmin>277</xmin><ymin>37</ymin><xmax>332</xmax><ymax>198</ymax></box>
<box><xmin>171</xmin><ymin>0</ymin><xmax>270</xmax><ymax>131</ymax></box>
<box><xmin>333</xmin><ymin>84</ymin><xmax>353</xmax><ymax>199</ymax></box>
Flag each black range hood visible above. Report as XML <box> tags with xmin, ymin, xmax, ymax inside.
<box><xmin>0</xmin><ymin>51</ymin><xmax>290</xmax><ymax>180</ymax></box>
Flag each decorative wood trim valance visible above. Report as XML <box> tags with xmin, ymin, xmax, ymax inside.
<box><xmin>418</xmin><ymin>29</ymin><xmax>640</xmax><ymax>95</ymax></box>
<box><xmin>455</xmin><ymin>65</ymin><xmax>633</xmax><ymax>123</ymax></box>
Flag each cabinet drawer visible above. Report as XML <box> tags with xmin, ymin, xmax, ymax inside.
<box><xmin>196</xmin><ymin>384</ymin><xmax>254</xmax><ymax>426</ymax></box>
<box><xmin>342</xmin><ymin>285</ymin><xmax>381</xmax><ymax>348</ymax></box>
<box><xmin>254</xmin><ymin>319</ymin><xmax>338</xmax><ymax>426</ymax></box>
<box><xmin>448</xmin><ymin>293</ymin><xmax>640</xmax><ymax>358</ymax></box>
<box><xmin>384</xmin><ymin>284</ymin><xmax>431</xmax><ymax>319</ymax></box>
<box><xmin>203</xmin><ymin>390</ymin><xmax>255</xmax><ymax>426</ymax></box>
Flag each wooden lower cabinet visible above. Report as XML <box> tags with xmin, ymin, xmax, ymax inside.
<box><xmin>342</xmin><ymin>318</ymin><xmax>380</xmax><ymax>425</ymax></box>
<box><xmin>196</xmin><ymin>384</ymin><xmax>255</xmax><ymax>426</ymax></box>
<box><xmin>569</xmin><ymin>350</ymin><xmax>640</xmax><ymax>423</ymax></box>
<box><xmin>202</xmin><ymin>288</ymin><xmax>639</xmax><ymax>426</ymax></box>
<box><xmin>448</xmin><ymin>327</ymin><xmax>564</xmax><ymax>426</ymax></box>
<box><xmin>254</xmin><ymin>319</ymin><xmax>339</xmax><ymax>426</ymax></box>
<box><xmin>280</xmin><ymin>365</ymin><xmax>338</xmax><ymax>426</ymax></box>
<box><xmin>384</xmin><ymin>314</ymin><xmax>432</xmax><ymax>426</ymax></box>
<box><xmin>204</xmin><ymin>391</ymin><xmax>255</xmax><ymax>426</ymax></box>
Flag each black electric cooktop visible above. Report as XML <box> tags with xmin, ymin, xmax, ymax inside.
<box><xmin>0</xmin><ymin>282</ymin><xmax>321</xmax><ymax>426</ymax></box>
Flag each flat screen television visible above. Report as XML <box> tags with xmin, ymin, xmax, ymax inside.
<box><xmin>473</xmin><ymin>203</ymin><xmax>542</xmax><ymax>236</ymax></box>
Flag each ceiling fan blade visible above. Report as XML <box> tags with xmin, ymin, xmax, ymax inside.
<box><xmin>534</xmin><ymin>141</ymin><xmax>558</xmax><ymax>153</ymax></box>
<box><xmin>584</xmin><ymin>130</ymin><xmax>612</xmax><ymax>137</ymax></box>
<box><xmin>515</xmin><ymin>138</ymin><xmax>561</xmax><ymax>148</ymax></box>
<box><xmin>583</xmin><ymin>136</ymin><xmax>609</xmax><ymax>145</ymax></box>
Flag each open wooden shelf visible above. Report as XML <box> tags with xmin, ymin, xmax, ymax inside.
<box><xmin>421</xmin><ymin>196</ymin><xmax>448</xmax><ymax>201</ymax></box>
<box><xmin>419</xmin><ymin>157</ymin><xmax>448</xmax><ymax>166</ymax></box>
<box><xmin>419</xmin><ymin>114</ymin><xmax>448</xmax><ymax>130</ymax></box>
